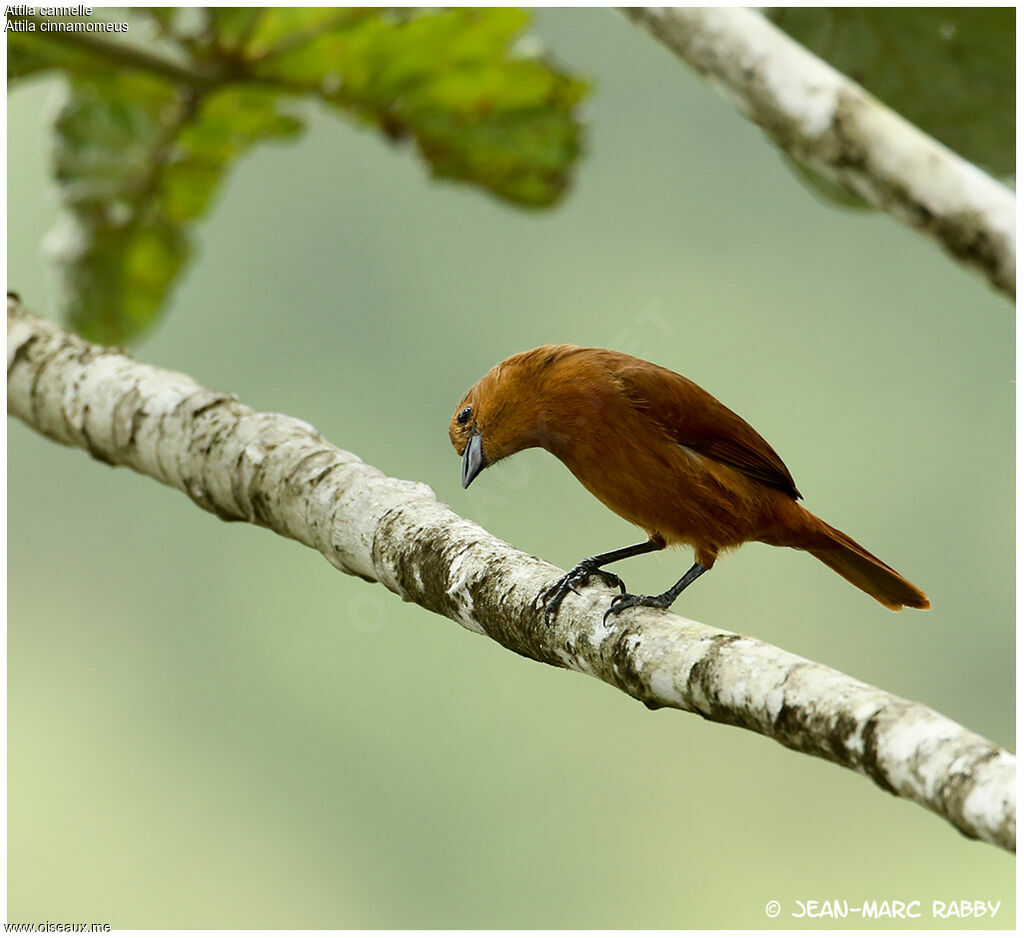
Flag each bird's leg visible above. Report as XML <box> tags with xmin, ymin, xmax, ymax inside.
<box><xmin>537</xmin><ymin>540</ymin><xmax>662</xmax><ymax>624</ymax></box>
<box><xmin>604</xmin><ymin>562</ymin><xmax>708</xmax><ymax>623</ymax></box>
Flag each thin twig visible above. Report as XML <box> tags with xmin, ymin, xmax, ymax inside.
<box><xmin>8</xmin><ymin>13</ymin><xmax>222</xmax><ymax>89</ymax></box>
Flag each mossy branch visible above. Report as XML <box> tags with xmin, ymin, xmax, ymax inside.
<box><xmin>7</xmin><ymin>296</ymin><xmax>1015</xmax><ymax>854</ymax></box>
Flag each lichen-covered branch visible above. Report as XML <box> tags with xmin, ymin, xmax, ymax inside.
<box><xmin>7</xmin><ymin>297</ymin><xmax>1015</xmax><ymax>853</ymax></box>
<box><xmin>622</xmin><ymin>7</ymin><xmax>1016</xmax><ymax>298</ymax></box>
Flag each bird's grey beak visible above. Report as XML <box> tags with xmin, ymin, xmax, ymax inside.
<box><xmin>461</xmin><ymin>431</ymin><xmax>487</xmax><ymax>489</ymax></box>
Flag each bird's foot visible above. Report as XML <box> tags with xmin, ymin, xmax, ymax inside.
<box><xmin>603</xmin><ymin>592</ymin><xmax>672</xmax><ymax>624</ymax></box>
<box><xmin>536</xmin><ymin>560</ymin><xmax>626</xmax><ymax>625</ymax></box>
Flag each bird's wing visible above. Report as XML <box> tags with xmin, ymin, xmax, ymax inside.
<box><xmin>610</xmin><ymin>356</ymin><xmax>802</xmax><ymax>499</ymax></box>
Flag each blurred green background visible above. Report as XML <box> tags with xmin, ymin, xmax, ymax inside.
<box><xmin>7</xmin><ymin>8</ymin><xmax>1014</xmax><ymax>929</ymax></box>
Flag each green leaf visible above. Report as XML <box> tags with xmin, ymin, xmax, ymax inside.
<box><xmin>253</xmin><ymin>8</ymin><xmax>588</xmax><ymax>206</ymax></box>
<box><xmin>50</xmin><ymin>211</ymin><xmax>190</xmax><ymax>345</ymax></box>
<box><xmin>242</xmin><ymin>8</ymin><xmax>385</xmax><ymax>57</ymax></box>
<box><xmin>52</xmin><ymin>73</ymin><xmax>305</xmax><ymax>343</ymax></box>
<box><xmin>167</xmin><ymin>87</ymin><xmax>304</xmax><ymax>221</ymax></box>
<box><xmin>770</xmin><ymin>8</ymin><xmax>1014</xmax><ymax>177</ymax></box>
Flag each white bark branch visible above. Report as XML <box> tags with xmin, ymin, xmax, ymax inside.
<box><xmin>7</xmin><ymin>297</ymin><xmax>1015</xmax><ymax>853</ymax></box>
<box><xmin>622</xmin><ymin>7</ymin><xmax>1016</xmax><ymax>298</ymax></box>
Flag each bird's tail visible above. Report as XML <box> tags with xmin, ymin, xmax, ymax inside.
<box><xmin>807</xmin><ymin>521</ymin><xmax>930</xmax><ymax>611</ymax></box>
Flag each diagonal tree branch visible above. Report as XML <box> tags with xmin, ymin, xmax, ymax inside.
<box><xmin>7</xmin><ymin>297</ymin><xmax>1015</xmax><ymax>853</ymax></box>
<box><xmin>621</xmin><ymin>7</ymin><xmax>1015</xmax><ymax>299</ymax></box>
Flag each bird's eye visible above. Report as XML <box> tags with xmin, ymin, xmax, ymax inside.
<box><xmin>457</xmin><ymin>406</ymin><xmax>473</xmax><ymax>426</ymax></box>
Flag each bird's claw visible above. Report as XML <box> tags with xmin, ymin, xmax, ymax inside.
<box><xmin>586</xmin><ymin>568</ymin><xmax>627</xmax><ymax>594</ymax></box>
<box><xmin>536</xmin><ymin>562</ymin><xmax>627</xmax><ymax>625</ymax></box>
<box><xmin>603</xmin><ymin>592</ymin><xmax>671</xmax><ymax>625</ymax></box>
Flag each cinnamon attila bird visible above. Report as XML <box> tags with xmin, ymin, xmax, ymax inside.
<box><xmin>449</xmin><ymin>345</ymin><xmax>929</xmax><ymax>622</ymax></box>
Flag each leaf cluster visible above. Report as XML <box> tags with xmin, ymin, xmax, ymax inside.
<box><xmin>8</xmin><ymin>7</ymin><xmax>588</xmax><ymax>342</ymax></box>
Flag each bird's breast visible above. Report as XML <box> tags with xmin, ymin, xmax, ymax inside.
<box><xmin>554</xmin><ymin>429</ymin><xmax>773</xmax><ymax>551</ymax></box>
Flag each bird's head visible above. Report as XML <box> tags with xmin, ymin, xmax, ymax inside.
<box><xmin>449</xmin><ymin>345</ymin><xmax>581</xmax><ymax>488</ymax></box>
